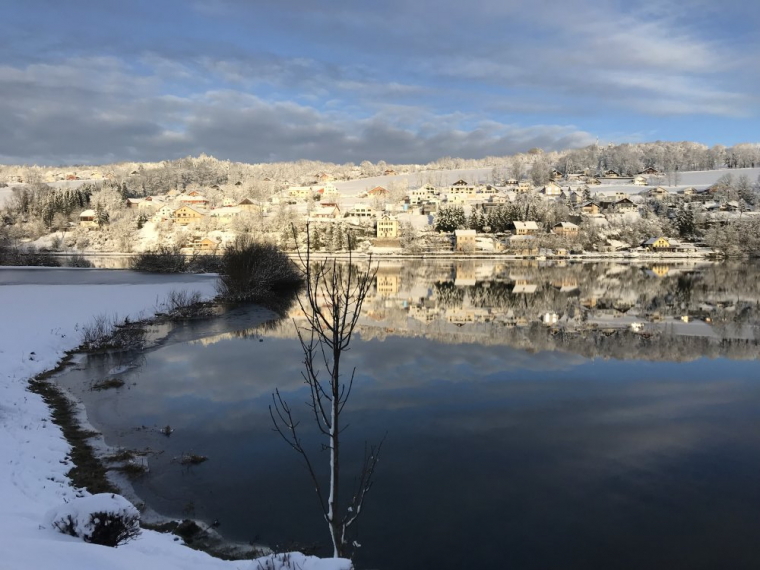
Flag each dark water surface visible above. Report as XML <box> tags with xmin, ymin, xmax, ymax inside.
<box><xmin>57</xmin><ymin>261</ymin><xmax>760</xmax><ymax>569</ymax></box>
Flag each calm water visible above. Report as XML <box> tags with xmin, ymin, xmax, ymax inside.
<box><xmin>57</xmin><ymin>260</ymin><xmax>760</xmax><ymax>569</ymax></box>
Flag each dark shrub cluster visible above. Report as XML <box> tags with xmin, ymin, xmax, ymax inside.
<box><xmin>0</xmin><ymin>244</ymin><xmax>61</xmax><ymax>267</ymax></box>
<box><xmin>217</xmin><ymin>237</ymin><xmax>303</xmax><ymax>302</ymax></box>
<box><xmin>130</xmin><ymin>246</ymin><xmax>187</xmax><ymax>273</ymax></box>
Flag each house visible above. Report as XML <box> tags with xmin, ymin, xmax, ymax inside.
<box><xmin>615</xmin><ymin>198</ymin><xmax>638</xmax><ymax>213</ymax></box>
<box><xmin>222</xmin><ymin>197</ymin><xmax>237</xmax><ymax>207</ymax></box>
<box><xmin>505</xmin><ymin>178</ymin><xmax>519</xmax><ymax>186</ymax></box>
<box><xmin>580</xmin><ymin>202</ymin><xmax>600</xmax><ymax>215</ymax></box>
<box><xmin>542</xmin><ymin>181</ymin><xmax>562</xmax><ymax>196</ymax></box>
<box><xmin>383</xmin><ymin>169</ymin><xmax>398</xmax><ymax>176</ymax></box>
<box><xmin>649</xmin><ymin>187</ymin><xmax>669</xmax><ymax>200</ymax></box>
<box><xmin>178</xmin><ymin>194</ymin><xmax>209</xmax><ymax>207</ymax></box>
<box><xmin>311</xmin><ymin>204</ymin><xmax>342</xmax><ymax>219</ymax></box>
<box><xmin>586</xmin><ymin>177</ymin><xmax>601</xmax><ymax>185</ymax></box>
<box><xmin>78</xmin><ymin>209</ymin><xmax>99</xmax><ymax>229</ymax></box>
<box><xmin>138</xmin><ymin>196</ymin><xmax>163</xmax><ymax>210</ymax></box>
<box><xmin>376</xmin><ymin>214</ymin><xmax>399</xmax><ymax>239</ymax></box>
<box><xmin>156</xmin><ymin>205</ymin><xmax>175</xmax><ymax>221</ymax></box>
<box><xmin>640</xmin><ymin>166</ymin><xmax>660</xmax><ymax>175</ymax></box>
<box><xmin>512</xmin><ymin>221</ymin><xmax>540</xmax><ymax>235</ymax></box>
<box><xmin>643</xmin><ymin>237</ymin><xmax>671</xmax><ymax>251</ymax></box>
<box><xmin>287</xmin><ymin>186</ymin><xmax>314</xmax><ymax>200</ymax></box>
<box><xmin>409</xmin><ymin>184</ymin><xmax>437</xmax><ymax>204</ymax></box>
<box><xmin>516</xmin><ymin>180</ymin><xmax>533</xmax><ymax>193</ymax></box>
<box><xmin>368</xmin><ymin>186</ymin><xmax>388</xmax><ymax>197</ymax></box>
<box><xmin>455</xmin><ymin>229</ymin><xmax>477</xmax><ymax>251</ymax></box>
<box><xmin>173</xmin><ymin>206</ymin><xmax>205</xmax><ymax>226</ymax></box>
<box><xmin>348</xmin><ymin>204</ymin><xmax>375</xmax><ymax>218</ymax></box>
<box><xmin>238</xmin><ymin>197</ymin><xmax>263</xmax><ymax>213</ymax></box>
<box><xmin>317</xmin><ymin>184</ymin><xmax>341</xmax><ymax>198</ymax></box>
<box><xmin>552</xmin><ymin>222</ymin><xmax>579</xmax><ymax>236</ymax></box>
<box><xmin>449</xmin><ymin>180</ymin><xmax>476</xmax><ymax>194</ymax></box>
<box><xmin>633</xmin><ymin>176</ymin><xmax>648</xmax><ymax>186</ymax></box>
<box><xmin>550</xmin><ymin>168</ymin><xmax>563</xmax><ymax>181</ymax></box>
<box><xmin>125</xmin><ymin>198</ymin><xmax>143</xmax><ymax>209</ymax></box>
<box><xmin>602</xmin><ymin>169</ymin><xmax>621</xmax><ymax>178</ymax></box>
<box><xmin>192</xmin><ymin>237</ymin><xmax>220</xmax><ymax>254</ymax></box>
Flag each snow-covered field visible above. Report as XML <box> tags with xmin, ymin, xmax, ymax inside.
<box><xmin>0</xmin><ymin>268</ymin><xmax>350</xmax><ymax>570</ymax></box>
<box><xmin>333</xmin><ymin>167</ymin><xmax>493</xmax><ymax>197</ymax></box>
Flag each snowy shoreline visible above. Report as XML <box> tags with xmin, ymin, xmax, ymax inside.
<box><xmin>0</xmin><ymin>267</ymin><xmax>350</xmax><ymax>570</ymax></box>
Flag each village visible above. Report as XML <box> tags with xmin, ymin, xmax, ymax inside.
<box><xmin>17</xmin><ymin>162</ymin><xmax>755</xmax><ymax>260</ymax></box>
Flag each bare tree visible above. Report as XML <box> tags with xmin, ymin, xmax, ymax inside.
<box><xmin>270</xmin><ymin>226</ymin><xmax>383</xmax><ymax>558</ymax></box>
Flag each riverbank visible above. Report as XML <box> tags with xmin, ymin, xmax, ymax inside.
<box><xmin>0</xmin><ymin>267</ymin><xmax>349</xmax><ymax>570</ymax></box>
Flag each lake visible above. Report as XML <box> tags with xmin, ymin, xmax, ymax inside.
<box><xmin>55</xmin><ymin>260</ymin><xmax>760</xmax><ymax>569</ymax></box>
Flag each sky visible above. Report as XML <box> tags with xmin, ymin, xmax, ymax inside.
<box><xmin>1</xmin><ymin>0</ymin><xmax>759</xmax><ymax>165</ymax></box>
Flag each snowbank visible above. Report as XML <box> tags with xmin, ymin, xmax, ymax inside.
<box><xmin>0</xmin><ymin>267</ymin><xmax>351</xmax><ymax>570</ymax></box>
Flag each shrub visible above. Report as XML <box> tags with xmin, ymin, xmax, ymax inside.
<box><xmin>130</xmin><ymin>246</ymin><xmax>187</xmax><ymax>273</ymax></box>
<box><xmin>80</xmin><ymin>314</ymin><xmax>146</xmax><ymax>352</ymax></box>
<box><xmin>0</xmin><ymin>244</ymin><xmax>61</xmax><ymax>267</ymax></box>
<box><xmin>67</xmin><ymin>253</ymin><xmax>94</xmax><ymax>268</ymax></box>
<box><xmin>46</xmin><ymin>494</ymin><xmax>141</xmax><ymax>547</ymax></box>
<box><xmin>216</xmin><ymin>237</ymin><xmax>303</xmax><ymax>302</ymax></box>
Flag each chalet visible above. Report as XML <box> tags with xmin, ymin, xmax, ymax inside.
<box><xmin>516</xmin><ymin>180</ymin><xmax>533</xmax><ymax>193</ymax></box>
<box><xmin>542</xmin><ymin>181</ymin><xmax>562</xmax><ymax>197</ymax></box>
<box><xmin>376</xmin><ymin>214</ymin><xmax>399</xmax><ymax>239</ymax></box>
<box><xmin>602</xmin><ymin>169</ymin><xmax>621</xmax><ymax>178</ymax></box>
<box><xmin>186</xmin><ymin>190</ymin><xmax>204</xmax><ymax>197</ymax></box>
<box><xmin>317</xmin><ymin>172</ymin><xmax>334</xmax><ymax>182</ymax></box>
<box><xmin>512</xmin><ymin>221</ymin><xmax>540</xmax><ymax>235</ymax></box>
<box><xmin>368</xmin><ymin>186</ymin><xmax>388</xmax><ymax>197</ymax></box>
<box><xmin>633</xmin><ymin>176</ymin><xmax>648</xmax><ymax>186</ymax></box>
<box><xmin>455</xmin><ymin>229</ymin><xmax>477</xmax><ymax>252</ymax></box>
<box><xmin>580</xmin><ymin>202</ymin><xmax>600</xmax><ymax>215</ymax></box>
<box><xmin>505</xmin><ymin>178</ymin><xmax>519</xmax><ymax>186</ymax></box>
<box><xmin>188</xmin><ymin>237</ymin><xmax>220</xmax><ymax>254</ymax></box>
<box><xmin>552</xmin><ymin>222</ymin><xmax>579</xmax><ymax>236</ymax></box>
<box><xmin>550</xmin><ymin>168</ymin><xmax>563</xmax><ymax>181</ymax></box>
<box><xmin>649</xmin><ymin>187</ymin><xmax>669</xmax><ymax>200</ymax></box>
<box><xmin>79</xmin><ymin>209</ymin><xmax>99</xmax><ymax>229</ymax></box>
<box><xmin>222</xmin><ymin>197</ymin><xmax>237</xmax><ymax>207</ymax></box>
<box><xmin>586</xmin><ymin>177</ymin><xmax>601</xmax><ymax>185</ymax></box>
<box><xmin>615</xmin><ymin>198</ymin><xmax>638</xmax><ymax>213</ymax></box>
<box><xmin>640</xmin><ymin>166</ymin><xmax>660</xmax><ymax>175</ymax></box>
<box><xmin>238</xmin><ymin>197</ymin><xmax>263</xmax><ymax>212</ymax></box>
<box><xmin>311</xmin><ymin>204</ymin><xmax>341</xmax><ymax>219</ymax></box>
<box><xmin>125</xmin><ymin>198</ymin><xmax>143</xmax><ymax>209</ymax></box>
<box><xmin>156</xmin><ymin>205</ymin><xmax>175</xmax><ymax>220</ymax></box>
<box><xmin>642</xmin><ymin>237</ymin><xmax>671</xmax><ymax>251</ymax></box>
<box><xmin>178</xmin><ymin>194</ymin><xmax>209</xmax><ymax>207</ymax></box>
<box><xmin>173</xmin><ymin>206</ymin><xmax>205</xmax><ymax>226</ymax></box>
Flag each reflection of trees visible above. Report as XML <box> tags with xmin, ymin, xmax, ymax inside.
<box><xmin>434</xmin><ymin>281</ymin><xmax>465</xmax><ymax>308</ymax></box>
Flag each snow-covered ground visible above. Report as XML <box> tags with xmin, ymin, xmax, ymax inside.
<box><xmin>0</xmin><ymin>268</ymin><xmax>350</xmax><ymax>570</ymax></box>
<box><xmin>333</xmin><ymin>167</ymin><xmax>493</xmax><ymax>197</ymax></box>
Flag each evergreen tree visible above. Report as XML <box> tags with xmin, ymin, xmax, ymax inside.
<box><xmin>435</xmin><ymin>206</ymin><xmax>466</xmax><ymax>232</ymax></box>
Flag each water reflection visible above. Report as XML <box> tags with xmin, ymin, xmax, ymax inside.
<box><xmin>56</xmin><ymin>261</ymin><xmax>760</xmax><ymax>570</ymax></box>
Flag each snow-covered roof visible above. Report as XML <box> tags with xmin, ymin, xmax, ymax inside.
<box><xmin>513</xmin><ymin>221</ymin><xmax>539</xmax><ymax>230</ymax></box>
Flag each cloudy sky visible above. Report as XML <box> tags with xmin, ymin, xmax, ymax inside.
<box><xmin>1</xmin><ymin>0</ymin><xmax>759</xmax><ymax>165</ymax></box>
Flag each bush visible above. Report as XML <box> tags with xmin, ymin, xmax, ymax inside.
<box><xmin>0</xmin><ymin>244</ymin><xmax>61</xmax><ymax>267</ymax></box>
<box><xmin>217</xmin><ymin>237</ymin><xmax>303</xmax><ymax>302</ymax></box>
<box><xmin>46</xmin><ymin>494</ymin><xmax>141</xmax><ymax>547</ymax></box>
<box><xmin>80</xmin><ymin>314</ymin><xmax>146</xmax><ymax>351</ymax></box>
<box><xmin>130</xmin><ymin>246</ymin><xmax>187</xmax><ymax>273</ymax></box>
<box><xmin>67</xmin><ymin>253</ymin><xmax>94</xmax><ymax>268</ymax></box>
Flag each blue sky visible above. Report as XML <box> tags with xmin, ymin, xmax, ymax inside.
<box><xmin>1</xmin><ymin>0</ymin><xmax>758</xmax><ymax>165</ymax></box>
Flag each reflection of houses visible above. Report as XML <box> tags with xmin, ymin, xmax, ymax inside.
<box><xmin>376</xmin><ymin>267</ymin><xmax>400</xmax><ymax>296</ymax></box>
<box><xmin>454</xmin><ymin>263</ymin><xmax>477</xmax><ymax>286</ymax></box>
